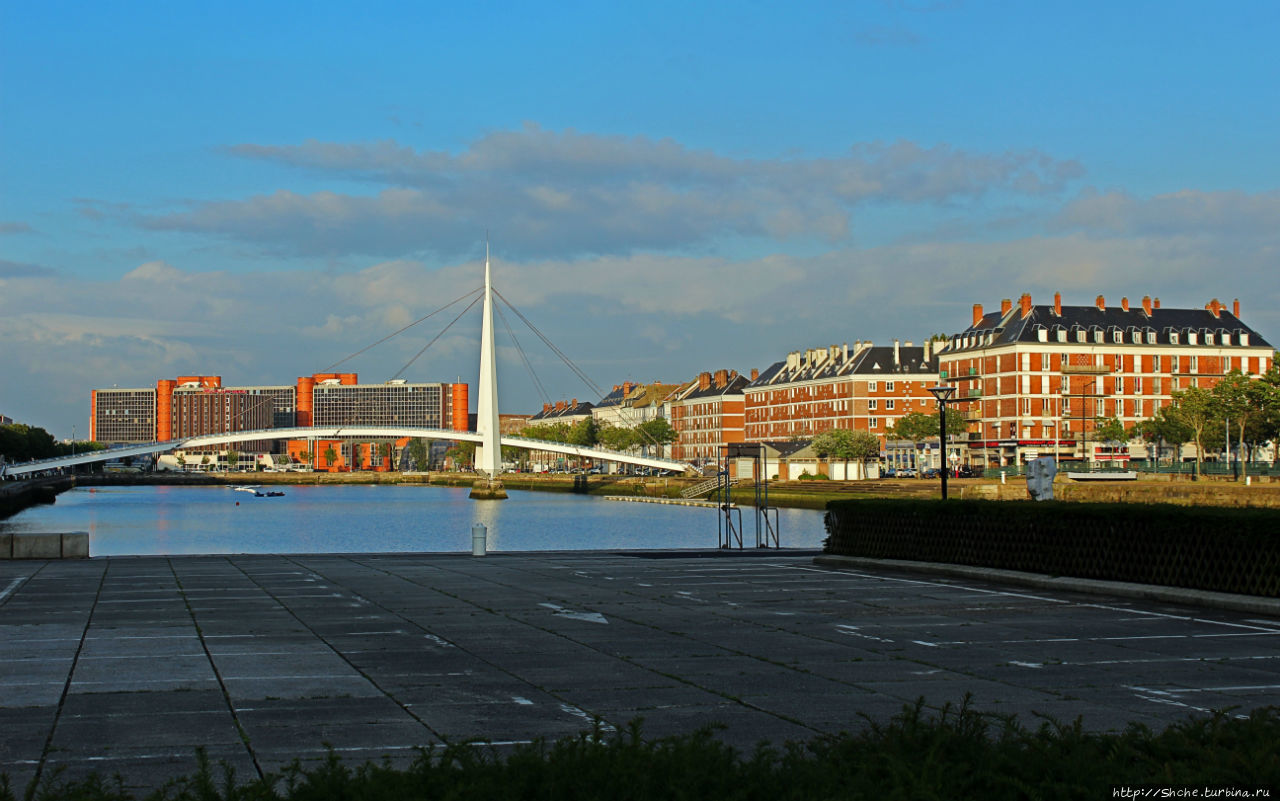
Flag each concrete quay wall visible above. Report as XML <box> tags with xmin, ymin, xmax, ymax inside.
<box><xmin>1</xmin><ymin>531</ymin><xmax>89</xmax><ymax>559</ymax></box>
<box><xmin>0</xmin><ymin>476</ymin><xmax>74</xmax><ymax>519</ymax></box>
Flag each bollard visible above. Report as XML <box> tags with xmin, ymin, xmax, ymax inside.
<box><xmin>1246</xmin><ymin>475</ymin><xmax>1252</xmax><ymax>486</ymax></box>
<box><xmin>471</xmin><ymin>523</ymin><xmax>487</xmax><ymax>557</ymax></box>
<box><xmin>1000</xmin><ymin>470</ymin><xmax>1006</xmax><ymax>484</ymax></box>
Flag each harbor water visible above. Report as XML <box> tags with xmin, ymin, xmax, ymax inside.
<box><xmin>0</xmin><ymin>484</ymin><xmax>827</xmax><ymax>556</ymax></box>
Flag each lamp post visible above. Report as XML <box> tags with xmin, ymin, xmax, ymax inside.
<box><xmin>927</xmin><ymin>384</ymin><xmax>957</xmax><ymax>500</ymax></box>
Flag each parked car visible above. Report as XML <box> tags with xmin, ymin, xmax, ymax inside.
<box><xmin>954</xmin><ymin>465</ymin><xmax>977</xmax><ymax>478</ymax></box>
<box><xmin>921</xmin><ymin>467</ymin><xmax>940</xmax><ymax>479</ymax></box>
<box><xmin>896</xmin><ymin>467</ymin><xmax>918</xmax><ymax>478</ymax></box>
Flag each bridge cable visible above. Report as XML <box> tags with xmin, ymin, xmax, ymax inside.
<box><xmin>492</xmin><ymin>289</ymin><xmax>608</xmax><ymax>400</ymax></box>
<box><xmin>492</xmin><ymin>289</ymin><xmax>666</xmax><ymax>452</ymax></box>
<box><xmin>391</xmin><ymin>294</ymin><xmax>483</xmax><ymax>381</ymax></box>
<box><xmin>494</xmin><ymin>302</ymin><xmax>552</xmax><ymax>407</ymax></box>
<box><xmin>320</xmin><ymin>287</ymin><xmax>483</xmax><ymax>373</ymax></box>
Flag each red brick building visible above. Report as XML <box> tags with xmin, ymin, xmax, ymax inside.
<box><xmin>936</xmin><ymin>293</ymin><xmax>1275</xmax><ymax>467</ymax></box>
<box><xmin>743</xmin><ymin>341</ymin><xmax>940</xmax><ymax>448</ymax></box>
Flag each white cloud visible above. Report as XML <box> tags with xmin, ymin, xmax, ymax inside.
<box><xmin>138</xmin><ymin>125</ymin><xmax>1085</xmax><ymax>258</ymax></box>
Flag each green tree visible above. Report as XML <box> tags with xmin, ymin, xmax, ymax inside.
<box><xmin>201</xmin><ymin>454</ymin><xmax>211</xmax><ymax>471</ymax></box>
<box><xmin>379</xmin><ymin>441</ymin><xmax>394</xmax><ymax>470</ymax></box>
<box><xmin>298</xmin><ymin>449</ymin><xmax>312</xmax><ymax>469</ymax></box>
<box><xmin>406</xmin><ymin>439</ymin><xmax>429</xmax><ymax>470</ymax></box>
<box><xmin>445</xmin><ymin>441</ymin><xmax>476</xmax><ymax>470</ymax></box>
<box><xmin>226</xmin><ymin>449</ymin><xmax>239</xmax><ymax>472</ymax></box>
<box><xmin>176</xmin><ymin>453</ymin><xmax>187</xmax><ymax>471</ymax></box>
<box><xmin>811</xmin><ymin>428</ymin><xmax>880</xmax><ymax>478</ymax></box>
<box><xmin>1168</xmin><ymin>386</ymin><xmax>1221</xmax><ymax>470</ymax></box>
<box><xmin>1094</xmin><ymin>417</ymin><xmax>1127</xmax><ymax>447</ymax></box>
<box><xmin>322</xmin><ymin>445</ymin><xmax>338</xmax><ymax>469</ymax></box>
<box><xmin>567</xmin><ymin>417</ymin><xmax>600</xmax><ymax>448</ymax></box>
<box><xmin>633</xmin><ymin>418</ymin><xmax>677</xmax><ymax>457</ymax></box>
<box><xmin>1213</xmin><ymin>370</ymin><xmax>1270</xmax><ymax>477</ymax></box>
<box><xmin>597</xmin><ymin>424</ymin><xmax>635</xmax><ymax>453</ymax></box>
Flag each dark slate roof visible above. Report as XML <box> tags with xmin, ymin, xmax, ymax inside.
<box><xmin>528</xmin><ymin>401</ymin><xmax>595</xmax><ymax>421</ymax></box>
<box><xmin>595</xmin><ymin>386</ymin><xmax>627</xmax><ymax>408</ymax></box>
<box><xmin>941</xmin><ymin>304</ymin><xmax>1272</xmax><ymax>354</ymax></box>
<box><xmin>747</xmin><ymin>345</ymin><xmax>939</xmax><ymax>389</ymax></box>
<box><xmin>682</xmin><ymin>374</ymin><xmax>750</xmax><ymax>401</ymax></box>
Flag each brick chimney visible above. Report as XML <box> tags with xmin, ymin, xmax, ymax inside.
<box><xmin>571</xmin><ymin>398</ymin><xmax>577</xmax><ymax>408</ymax></box>
<box><xmin>699</xmin><ymin>372</ymin><xmax>711</xmax><ymax>390</ymax></box>
<box><xmin>1121</xmin><ymin>296</ymin><xmax>1129</xmax><ymax>312</ymax></box>
<box><xmin>923</xmin><ymin>340</ymin><xmax>932</xmax><ymax>363</ymax></box>
<box><xmin>1000</xmin><ymin>298</ymin><xmax>1013</xmax><ymax>315</ymax></box>
<box><xmin>555</xmin><ymin>401</ymin><xmax>566</xmax><ymax>412</ymax></box>
<box><xmin>1154</xmin><ymin>297</ymin><xmax>1161</xmax><ymax>309</ymax></box>
<box><xmin>1233</xmin><ymin>298</ymin><xmax>1240</xmax><ymax>318</ymax></box>
<box><xmin>1096</xmin><ymin>295</ymin><xmax>1106</xmax><ymax>311</ymax></box>
<box><xmin>543</xmin><ymin>403</ymin><xmax>552</xmax><ymax>413</ymax></box>
<box><xmin>1054</xmin><ymin>292</ymin><xmax>1062</xmax><ymax>316</ymax></box>
<box><xmin>972</xmin><ymin>303</ymin><xmax>984</xmax><ymax>327</ymax></box>
<box><xmin>1207</xmin><ymin>298</ymin><xmax>1222</xmax><ymax>318</ymax></box>
<box><xmin>1142</xmin><ymin>295</ymin><xmax>1152</xmax><ymax>316</ymax></box>
<box><xmin>893</xmin><ymin>339</ymin><xmax>901</xmax><ymax>366</ymax></box>
<box><xmin>750</xmin><ymin>368</ymin><xmax>759</xmax><ymax>381</ymax></box>
<box><xmin>714</xmin><ymin>369</ymin><xmax>729</xmax><ymax>388</ymax></box>
<box><xmin>1019</xmin><ymin>293</ymin><xmax>1032</xmax><ymax>318</ymax></box>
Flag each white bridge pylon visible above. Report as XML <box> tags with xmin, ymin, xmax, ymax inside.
<box><xmin>3</xmin><ymin>428</ymin><xmax>691</xmax><ymax>478</ymax></box>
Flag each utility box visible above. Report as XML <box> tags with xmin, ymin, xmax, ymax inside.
<box><xmin>1025</xmin><ymin>456</ymin><xmax>1057</xmax><ymax>501</ymax></box>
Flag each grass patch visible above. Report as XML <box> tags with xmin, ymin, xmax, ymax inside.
<box><xmin>5</xmin><ymin>698</ymin><xmax>1278</xmax><ymax>800</ymax></box>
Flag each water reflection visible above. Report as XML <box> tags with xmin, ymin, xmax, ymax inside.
<box><xmin>1</xmin><ymin>485</ymin><xmax>826</xmax><ymax>557</ymax></box>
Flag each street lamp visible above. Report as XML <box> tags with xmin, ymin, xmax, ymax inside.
<box><xmin>927</xmin><ymin>384</ymin><xmax>957</xmax><ymax>500</ymax></box>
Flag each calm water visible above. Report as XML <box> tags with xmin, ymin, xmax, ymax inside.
<box><xmin>0</xmin><ymin>485</ymin><xmax>827</xmax><ymax>556</ymax></box>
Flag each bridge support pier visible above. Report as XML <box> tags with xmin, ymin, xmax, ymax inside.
<box><xmin>468</xmin><ymin>478</ymin><xmax>508</xmax><ymax>500</ymax></box>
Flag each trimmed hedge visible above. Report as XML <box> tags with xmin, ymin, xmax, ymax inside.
<box><xmin>824</xmin><ymin>498</ymin><xmax>1280</xmax><ymax>597</ymax></box>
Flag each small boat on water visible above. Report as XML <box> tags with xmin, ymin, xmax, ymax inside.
<box><xmin>253</xmin><ymin>490</ymin><xmax>286</xmax><ymax>497</ymax></box>
<box><xmin>232</xmin><ymin>485</ymin><xmax>261</xmax><ymax>493</ymax></box>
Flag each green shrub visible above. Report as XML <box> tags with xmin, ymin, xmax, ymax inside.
<box><xmin>5</xmin><ymin>701</ymin><xmax>1279</xmax><ymax>800</ymax></box>
<box><xmin>797</xmin><ymin>472</ymin><xmax>829</xmax><ymax>481</ymax></box>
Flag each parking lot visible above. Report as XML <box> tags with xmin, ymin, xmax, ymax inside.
<box><xmin>3</xmin><ymin>550</ymin><xmax>1279</xmax><ymax>794</ymax></box>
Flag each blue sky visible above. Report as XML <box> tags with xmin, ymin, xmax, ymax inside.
<box><xmin>2</xmin><ymin>0</ymin><xmax>1278</xmax><ymax>438</ymax></box>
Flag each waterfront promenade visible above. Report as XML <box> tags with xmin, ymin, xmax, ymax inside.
<box><xmin>3</xmin><ymin>550</ymin><xmax>1280</xmax><ymax>794</ymax></box>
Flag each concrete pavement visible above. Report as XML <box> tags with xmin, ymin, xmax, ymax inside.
<box><xmin>3</xmin><ymin>550</ymin><xmax>1280</xmax><ymax>795</ymax></box>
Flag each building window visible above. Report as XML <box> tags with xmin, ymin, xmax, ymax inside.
<box><xmin>869</xmin><ymin>417</ymin><xmax>879</xmax><ymax>428</ymax></box>
<box><xmin>886</xmin><ymin>381</ymin><xmax>895</xmax><ymax>391</ymax></box>
<box><xmin>868</xmin><ymin>381</ymin><xmax>877</xmax><ymax>392</ymax></box>
<box><xmin>1170</xmin><ymin>332</ymin><xmax>1179</xmax><ymax>345</ymax></box>
<box><xmin>868</xmin><ymin>398</ymin><xmax>878</xmax><ymax>410</ymax></box>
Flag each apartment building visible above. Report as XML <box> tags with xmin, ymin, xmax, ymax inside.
<box><xmin>667</xmin><ymin>369</ymin><xmax>749</xmax><ymax>465</ymax></box>
<box><xmin>89</xmin><ymin>387</ymin><xmax>156</xmax><ymax>444</ymax></box>
<box><xmin>743</xmin><ymin>341</ymin><xmax>941</xmax><ymax>447</ymax></box>
<box><xmin>92</xmin><ymin>372</ymin><xmax>470</xmax><ymax>461</ymax></box>
<box><xmin>936</xmin><ymin>293</ymin><xmax>1275</xmax><ymax>467</ymax></box>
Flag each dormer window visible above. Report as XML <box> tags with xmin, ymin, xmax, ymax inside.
<box><xmin>1146</xmin><ymin>330</ymin><xmax>1157</xmax><ymax>345</ymax></box>
<box><xmin>1240</xmin><ymin>332</ymin><xmax>1250</xmax><ymax>346</ymax></box>
<box><xmin>1093</xmin><ymin>328</ymin><xmax>1104</xmax><ymax>344</ymax></box>
<box><xmin>1076</xmin><ymin>328</ymin><xmax>1087</xmax><ymax>343</ymax></box>
<box><xmin>1205</xmin><ymin>333</ymin><xmax>1214</xmax><ymax>346</ymax></box>
<box><xmin>1056</xmin><ymin>327</ymin><xmax>1067</xmax><ymax>343</ymax></box>
<box><xmin>1035</xmin><ymin>326</ymin><xmax>1047</xmax><ymax>343</ymax></box>
<box><xmin>1187</xmin><ymin>331</ymin><xmax>1198</xmax><ymax>345</ymax></box>
<box><xmin>1170</xmin><ymin>332</ymin><xmax>1179</xmax><ymax>345</ymax></box>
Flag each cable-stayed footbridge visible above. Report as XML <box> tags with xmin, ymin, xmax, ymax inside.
<box><xmin>2</xmin><ymin>249</ymin><xmax>694</xmax><ymax>479</ymax></box>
